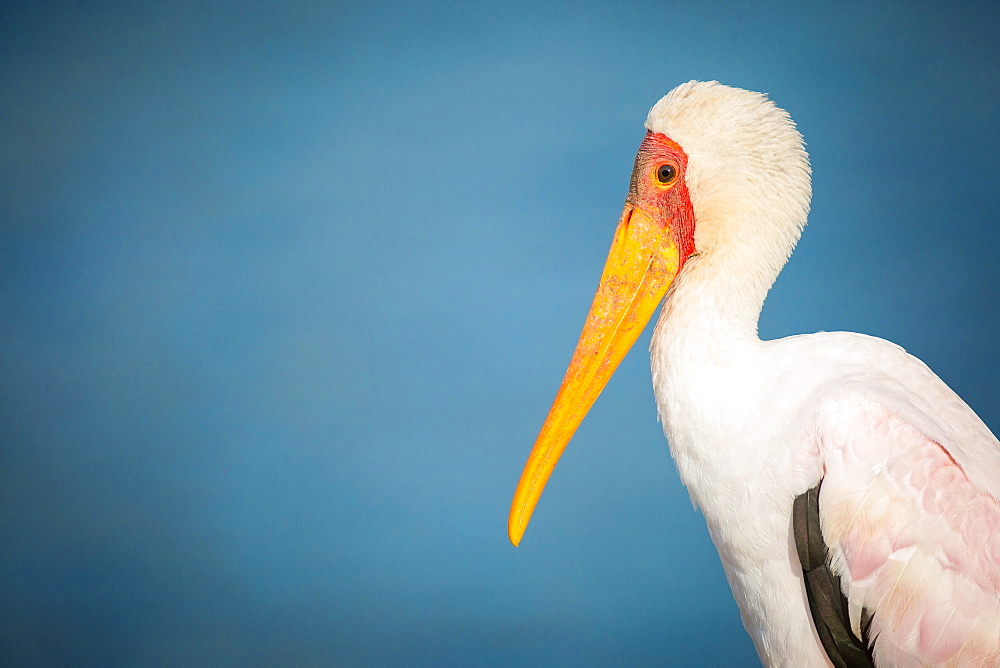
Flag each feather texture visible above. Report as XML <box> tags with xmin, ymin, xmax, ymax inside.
<box><xmin>644</xmin><ymin>81</ymin><xmax>1000</xmax><ymax>665</ymax></box>
<box><xmin>794</xmin><ymin>480</ymin><xmax>876</xmax><ymax>667</ymax></box>
<box><xmin>816</xmin><ymin>394</ymin><xmax>1000</xmax><ymax>666</ymax></box>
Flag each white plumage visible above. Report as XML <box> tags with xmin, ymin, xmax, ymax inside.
<box><xmin>646</xmin><ymin>82</ymin><xmax>999</xmax><ymax>665</ymax></box>
<box><xmin>510</xmin><ymin>81</ymin><xmax>999</xmax><ymax>666</ymax></box>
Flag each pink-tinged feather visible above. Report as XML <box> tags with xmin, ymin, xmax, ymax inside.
<box><xmin>816</xmin><ymin>395</ymin><xmax>1000</xmax><ymax>665</ymax></box>
<box><xmin>637</xmin><ymin>83</ymin><xmax>999</xmax><ymax>667</ymax></box>
<box><xmin>849</xmin><ymin>536</ymin><xmax>890</xmax><ymax>582</ymax></box>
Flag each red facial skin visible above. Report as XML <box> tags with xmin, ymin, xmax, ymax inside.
<box><xmin>627</xmin><ymin>131</ymin><xmax>697</xmax><ymax>270</ymax></box>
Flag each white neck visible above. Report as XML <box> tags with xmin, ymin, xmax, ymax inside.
<box><xmin>659</xmin><ymin>231</ymin><xmax>780</xmax><ymax>347</ymax></box>
<box><xmin>644</xmin><ymin>81</ymin><xmax>812</xmax><ymax>354</ymax></box>
<box><xmin>642</xmin><ymin>80</ymin><xmax>827</xmax><ymax>667</ymax></box>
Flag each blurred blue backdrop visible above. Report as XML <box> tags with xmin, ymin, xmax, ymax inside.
<box><xmin>2</xmin><ymin>1</ymin><xmax>997</xmax><ymax>665</ymax></box>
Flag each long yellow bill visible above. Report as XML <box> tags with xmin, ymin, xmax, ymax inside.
<box><xmin>508</xmin><ymin>204</ymin><xmax>681</xmax><ymax>546</ymax></box>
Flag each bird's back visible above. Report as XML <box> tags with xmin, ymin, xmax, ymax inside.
<box><xmin>652</xmin><ymin>328</ymin><xmax>1000</xmax><ymax>665</ymax></box>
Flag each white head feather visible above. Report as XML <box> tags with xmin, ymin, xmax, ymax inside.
<box><xmin>645</xmin><ymin>81</ymin><xmax>812</xmax><ymax>302</ymax></box>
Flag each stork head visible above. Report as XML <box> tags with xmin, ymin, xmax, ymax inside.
<box><xmin>508</xmin><ymin>81</ymin><xmax>811</xmax><ymax>546</ymax></box>
<box><xmin>646</xmin><ymin>81</ymin><xmax>811</xmax><ymax>278</ymax></box>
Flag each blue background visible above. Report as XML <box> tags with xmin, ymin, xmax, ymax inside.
<box><xmin>2</xmin><ymin>1</ymin><xmax>997</xmax><ymax>664</ymax></box>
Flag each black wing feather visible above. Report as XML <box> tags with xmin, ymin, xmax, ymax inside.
<box><xmin>792</xmin><ymin>479</ymin><xmax>877</xmax><ymax>668</ymax></box>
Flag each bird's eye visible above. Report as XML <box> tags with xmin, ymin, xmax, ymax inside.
<box><xmin>656</xmin><ymin>163</ymin><xmax>678</xmax><ymax>185</ymax></box>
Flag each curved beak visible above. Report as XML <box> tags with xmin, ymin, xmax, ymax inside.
<box><xmin>508</xmin><ymin>204</ymin><xmax>681</xmax><ymax>546</ymax></box>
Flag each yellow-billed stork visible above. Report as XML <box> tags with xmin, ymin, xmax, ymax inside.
<box><xmin>509</xmin><ymin>81</ymin><xmax>999</xmax><ymax>666</ymax></box>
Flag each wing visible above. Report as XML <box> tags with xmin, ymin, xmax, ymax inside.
<box><xmin>808</xmin><ymin>393</ymin><xmax>1000</xmax><ymax>666</ymax></box>
<box><xmin>794</xmin><ymin>481</ymin><xmax>876</xmax><ymax>668</ymax></box>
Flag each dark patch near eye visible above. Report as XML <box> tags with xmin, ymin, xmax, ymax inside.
<box><xmin>626</xmin><ymin>145</ymin><xmax>653</xmax><ymax>204</ymax></box>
